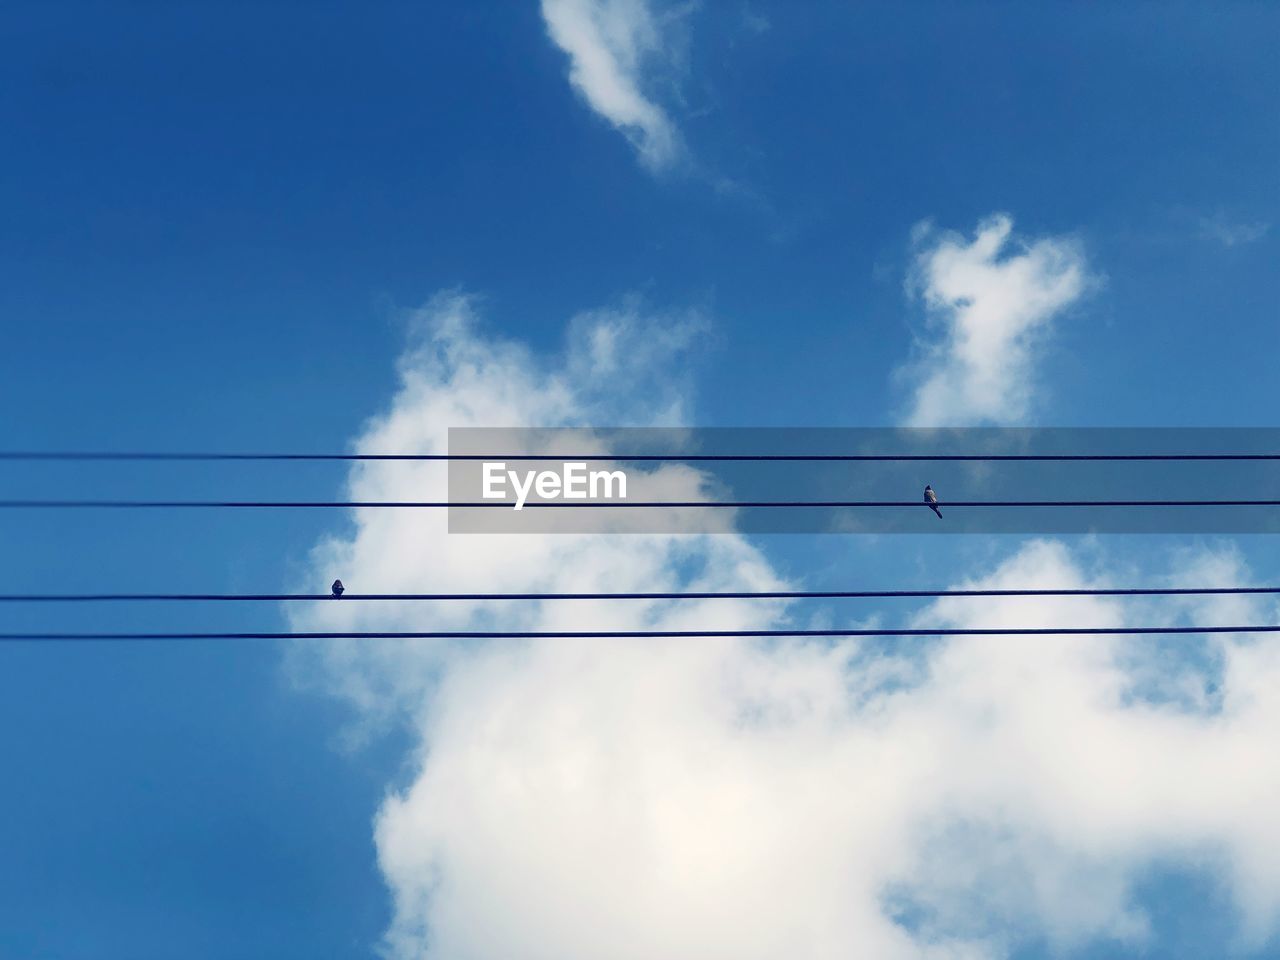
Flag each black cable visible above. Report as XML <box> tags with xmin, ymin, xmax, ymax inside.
<box><xmin>4</xmin><ymin>626</ymin><xmax>1277</xmax><ymax>641</ymax></box>
<box><xmin>2</xmin><ymin>587</ymin><xmax>1278</xmax><ymax>602</ymax></box>
<box><xmin>0</xmin><ymin>499</ymin><xmax>1276</xmax><ymax>509</ymax></box>
<box><xmin>2</xmin><ymin>452</ymin><xmax>1279</xmax><ymax>462</ymax></box>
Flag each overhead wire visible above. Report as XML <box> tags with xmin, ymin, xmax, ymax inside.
<box><xmin>5</xmin><ymin>625</ymin><xmax>1278</xmax><ymax>641</ymax></box>
<box><xmin>2</xmin><ymin>451</ymin><xmax>1279</xmax><ymax>462</ymax></box>
<box><xmin>1</xmin><ymin>498</ymin><xmax>1277</xmax><ymax>508</ymax></box>
<box><xmin>2</xmin><ymin>586</ymin><xmax>1278</xmax><ymax>602</ymax></box>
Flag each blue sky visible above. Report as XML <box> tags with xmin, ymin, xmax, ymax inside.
<box><xmin>1</xmin><ymin>2</ymin><xmax>1278</xmax><ymax>958</ymax></box>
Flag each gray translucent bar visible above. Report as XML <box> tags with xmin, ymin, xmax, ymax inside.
<box><xmin>447</xmin><ymin>428</ymin><xmax>1280</xmax><ymax>534</ymax></box>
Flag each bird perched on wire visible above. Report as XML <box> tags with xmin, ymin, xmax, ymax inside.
<box><xmin>331</xmin><ymin>579</ymin><xmax>345</xmax><ymax>598</ymax></box>
<box><xmin>923</xmin><ymin>485</ymin><xmax>942</xmax><ymax>518</ymax></box>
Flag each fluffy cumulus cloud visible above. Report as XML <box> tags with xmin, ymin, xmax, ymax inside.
<box><xmin>900</xmin><ymin>215</ymin><xmax>1090</xmax><ymax>427</ymax></box>
<box><xmin>288</xmin><ymin>292</ymin><xmax>777</xmax><ymax>726</ymax></box>
<box><xmin>294</xmin><ymin>295</ymin><xmax>1280</xmax><ymax>958</ymax></box>
<box><xmin>540</xmin><ymin>0</ymin><xmax>683</xmax><ymax>171</ymax></box>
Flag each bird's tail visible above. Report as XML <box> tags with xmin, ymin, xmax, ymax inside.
<box><xmin>931</xmin><ymin>505</ymin><xmax>942</xmax><ymax>518</ymax></box>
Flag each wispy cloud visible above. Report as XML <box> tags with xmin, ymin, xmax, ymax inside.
<box><xmin>899</xmin><ymin>214</ymin><xmax>1091</xmax><ymax>427</ymax></box>
<box><xmin>1200</xmin><ymin>212</ymin><xmax>1270</xmax><ymax>248</ymax></box>
<box><xmin>541</xmin><ymin>0</ymin><xmax>684</xmax><ymax>171</ymax></box>
<box><xmin>741</xmin><ymin>8</ymin><xmax>771</xmax><ymax>35</ymax></box>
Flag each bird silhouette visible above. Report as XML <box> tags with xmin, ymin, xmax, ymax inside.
<box><xmin>923</xmin><ymin>485</ymin><xmax>942</xmax><ymax>519</ymax></box>
<box><xmin>331</xmin><ymin>579</ymin><xmax>345</xmax><ymax>598</ymax></box>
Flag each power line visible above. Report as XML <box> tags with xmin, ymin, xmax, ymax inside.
<box><xmin>2</xmin><ymin>451</ymin><xmax>1279</xmax><ymax>462</ymax></box>
<box><xmin>1</xmin><ymin>499</ymin><xmax>1277</xmax><ymax>509</ymax></box>
<box><xmin>4</xmin><ymin>625</ymin><xmax>1277</xmax><ymax>641</ymax></box>
<box><xmin>2</xmin><ymin>587</ymin><xmax>1278</xmax><ymax>602</ymax></box>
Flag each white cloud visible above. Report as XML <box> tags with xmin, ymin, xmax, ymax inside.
<box><xmin>541</xmin><ymin>0</ymin><xmax>683</xmax><ymax>171</ymax></box>
<box><xmin>287</xmin><ymin>292</ymin><xmax>773</xmax><ymax>726</ymax></box>
<box><xmin>900</xmin><ymin>215</ymin><xmax>1090</xmax><ymax>426</ymax></box>
<box><xmin>294</xmin><ymin>295</ymin><xmax>1280</xmax><ymax>958</ymax></box>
